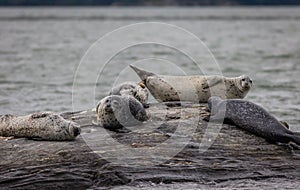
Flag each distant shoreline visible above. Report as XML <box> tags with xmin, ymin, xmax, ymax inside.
<box><xmin>1</xmin><ymin>5</ymin><xmax>300</xmax><ymax>7</ymax></box>
<box><xmin>1</xmin><ymin>0</ymin><xmax>300</xmax><ymax>7</ymax></box>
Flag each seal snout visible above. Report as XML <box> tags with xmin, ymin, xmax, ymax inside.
<box><xmin>103</xmin><ymin>96</ymin><xmax>122</xmax><ymax>112</ymax></box>
<box><xmin>106</xmin><ymin>102</ymin><xmax>111</xmax><ymax>108</ymax></box>
<box><xmin>243</xmin><ymin>82</ymin><xmax>250</xmax><ymax>89</ymax></box>
<box><xmin>104</xmin><ymin>97</ymin><xmax>113</xmax><ymax>112</ymax></box>
<box><xmin>68</xmin><ymin>122</ymin><xmax>81</xmax><ymax>138</ymax></box>
<box><xmin>73</xmin><ymin>125</ymin><xmax>81</xmax><ymax>137</ymax></box>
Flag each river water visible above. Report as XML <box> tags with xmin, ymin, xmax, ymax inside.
<box><xmin>0</xmin><ymin>6</ymin><xmax>300</xmax><ymax>189</ymax></box>
<box><xmin>0</xmin><ymin>7</ymin><xmax>299</xmax><ymax>131</ymax></box>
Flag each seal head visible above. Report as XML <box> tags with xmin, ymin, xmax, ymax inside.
<box><xmin>237</xmin><ymin>75</ymin><xmax>253</xmax><ymax>91</ymax></box>
<box><xmin>96</xmin><ymin>95</ymin><xmax>149</xmax><ymax>131</ymax></box>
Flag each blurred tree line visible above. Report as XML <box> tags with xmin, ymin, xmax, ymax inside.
<box><xmin>0</xmin><ymin>0</ymin><xmax>299</xmax><ymax>6</ymax></box>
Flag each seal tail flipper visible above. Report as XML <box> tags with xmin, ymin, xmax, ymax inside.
<box><xmin>129</xmin><ymin>64</ymin><xmax>155</xmax><ymax>82</ymax></box>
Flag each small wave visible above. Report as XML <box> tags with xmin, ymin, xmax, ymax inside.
<box><xmin>0</xmin><ymin>99</ymin><xmax>10</xmax><ymax>106</ymax></box>
<box><xmin>153</xmin><ymin>51</ymin><xmax>172</xmax><ymax>56</ymax></box>
<box><xmin>222</xmin><ymin>67</ymin><xmax>242</xmax><ymax>74</ymax></box>
<box><xmin>262</xmin><ymin>68</ymin><xmax>290</xmax><ymax>73</ymax></box>
<box><xmin>0</xmin><ymin>50</ymin><xmax>18</xmax><ymax>55</ymax></box>
<box><xmin>0</xmin><ymin>80</ymin><xmax>32</xmax><ymax>85</ymax></box>
<box><xmin>262</xmin><ymin>53</ymin><xmax>295</xmax><ymax>59</ymax></box>
<box><xmin>256</xmin><ymin>83</ymin><xmax>295</xmax><ymax>90</ymax></box>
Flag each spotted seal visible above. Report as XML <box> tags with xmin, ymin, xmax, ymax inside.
<box><xmin>96</xmin><ymin>95</ymin><xmax>149</xmax><ymax>131</ymax></box>
<box><xmin>130</xmin><ymin>64</ymin><xmax>252</xmax><ymax>103</ymax></box>
<box><xmin>0</xmin><ymin>112</ymin><xmax>81</xmax><ymax>141</ymax></box>
<box><xmin>208</xmin><ymin>96</ymin><xmax>300</xmax><ymax>145</ymax></box>
<box><xmin>109</xmin><ymin>81</ymin><xmax>149</xmax><ymax>106</ymax></box>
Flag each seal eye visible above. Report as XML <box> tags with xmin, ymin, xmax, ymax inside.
<box><xmin>242</xmin><ymin>78</ymin><xmax>245</xmax><ymax>82</ymax></box>
<box><xmin>249</xmin><ymin>80</ymin><xmax>253</xmax><ymax>83</ymax></box>
<box><xmin>112</xmin><ymin>100</ymin><xmax>120</xmax><ymax>107</ymax></box>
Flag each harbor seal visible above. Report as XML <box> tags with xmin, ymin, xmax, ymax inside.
<box><xmin>130</xmin><ymin>64</ymin><xmax>252</xmax><ymax>103</ymax></box>
<box><xmin>0</xmin><ymin>112</ymin><xmax>81</xmax><ymax>141</ymax></box>
<box><xmin>109</xmin><ymin>81</ymin><xmax>149</xmax><ymax>106</ymax></box>
<box><xmin>96</xmin><ymin>95</ymin><xmax>149</xmax><ymax>131</ymax></box>
<box><xmin>208</xmin><ymin>96</ymin><xmax>300</xmax><ymax>145</ymax></box>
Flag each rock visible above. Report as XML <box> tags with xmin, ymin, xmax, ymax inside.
<box><xmin>1</xmin><ymin>103</ymin><xmax>300</xmax><ymax>189</ymax></box>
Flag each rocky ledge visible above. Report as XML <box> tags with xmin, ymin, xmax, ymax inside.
<box><xmin>0</xmin><ymin>103</ymin><xmax>299</xmax><ymax>189</ymax></box>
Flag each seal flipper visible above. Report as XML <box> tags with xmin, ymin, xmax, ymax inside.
<box><xmin>129</xmin><ymin>64</ymin><xmax>156</xmax><ymax>82</ymax></box>
<box><xmin>206</xmin><ymin>76</ymin><xmax>224</xmax><ymax>88</ymax></box>
<box><xmin>128</xmin><ymin>96</ymin><xmax>149</xmax><ymax>121</ymax></box>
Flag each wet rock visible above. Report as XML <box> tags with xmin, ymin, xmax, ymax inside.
<box><xmin>1</xmin><ymin>103</ymin><xmax>299</xmax><ymax>189</ymax></box>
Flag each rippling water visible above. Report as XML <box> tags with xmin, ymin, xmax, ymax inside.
<box><xmin>0</xmin><ymin>7</ymin><xmax>299</xmax><ymax>132</ymax></box>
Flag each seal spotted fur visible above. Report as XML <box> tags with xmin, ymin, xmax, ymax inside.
<box><xmin>0</xmin><ymin>112</ymin><xmax>80</xmax><ymax>141</ymax></box>
<box><xmin>130</xmin><ymin>64</ymin><xmax>252</xmax><ymax>103</ymax></box>
<box><xmin>208</xmin><ymin>96</ymin><xmax>300</xmax><ymax>145</ymax></box>
<box><xmin>96</xmin><ymin>95</ymin><xmax>149</xmax><ymax>131</ymax></box>
<box><xmin>109</xmin><ymin>81</ymin><xmax>148</xmax><ymax>106</ymax></box>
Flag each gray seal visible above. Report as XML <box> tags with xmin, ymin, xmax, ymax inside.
<box><xmin>208</xmin><ymin>96</ymin><xmax>300</xmax><ymax>145</ymax></box>
<box><xmin>96</xmin><ymin>95</ymin><xmax>149</xmax><ymax>131</ymax></box>
<box><xmin>130</xmin><ymin>64</ymin><xmax>252</xmax><ymax>103</ymax></box>
<box><xmin>0</xmin><ymin>112</ymin><xmax>81</xmax><ymax>141</ymax></box>
<box><xmin>109</xmin><ymin>81</ymin><xmax>148</xmax><ymax>106</ymax></box>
